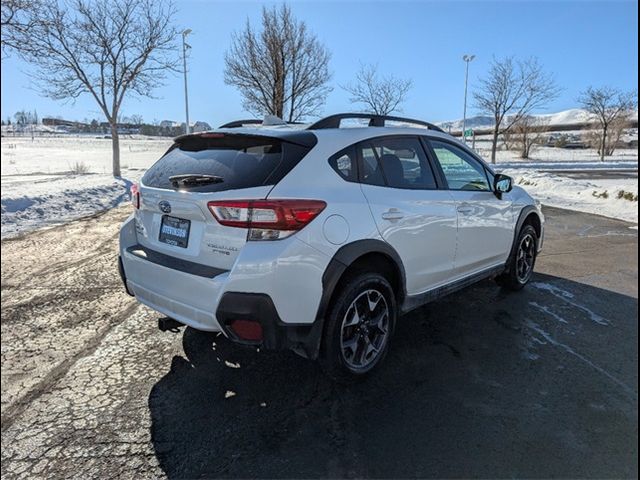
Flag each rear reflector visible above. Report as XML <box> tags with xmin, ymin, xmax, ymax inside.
<box><xmin>131</xmin><ymin>183</ymin><xmax>141</xmax><ymax>209</ymax></box>
<box><xmin>207</xmin><ymin>199</ymin><xmax>326</xmax><ymax>240</ymax></box>
<box><xmin>229</xmin><ymin>319</ymin><xmax>263</xmax><ymax>342</ymax></box>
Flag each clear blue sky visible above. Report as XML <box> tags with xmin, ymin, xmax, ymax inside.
<box><xmin>1</xmin><ymin>0</ymin><xmax>637</xmax><ymax>126</ymax></box>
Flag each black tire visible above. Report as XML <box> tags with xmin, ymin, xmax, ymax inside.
<box><xmin>320</xmin><ymin>271</ymin><xmax>396</xmax><ymax>382</ymax></box>
<box><xmin>496</xmin><ymin>224</ymin><xmax>538</xmax><ymax>291</ymax></box>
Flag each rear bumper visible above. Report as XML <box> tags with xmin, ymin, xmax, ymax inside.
<box><xmin>117</xmin><ymin>213</ymin><xmax>330</xmax><ymax>343</ymax></box>
<box><xmin>119</xmin><ymin>249</ymin><xmax>324</xmax><ymax>355</ymax></box>
<box><xmin>121</xmin><ymin>247</ymin><xmax>227</xmax><ymax>331</ymax></box>
<box><xmin>215</xmin><ymin>292</ymin><xmax>323</xmax><ymax>357</ymax></box>
<box><xmin>118</xmin><ymin>256</ymin><xmax>134</xmax><ymax>296</ymax></box>
<box><xmin>119</xmin><ymin>214</ymin><xmax>225</xmax><ymax>331</ymax></box>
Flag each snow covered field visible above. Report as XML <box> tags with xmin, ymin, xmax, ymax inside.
<box><xmin>1</xmin><ymin>134</ymin><xmax>638</xmax><ymax>238</ymax></box>
<box><xmin>1</xmin><ymin>136</ymin><xmax>171</xmax><ymax>238</ymax></box>
<box><xmin>1</xmin><ymin>135</ymin><xmax>171</xmax><ymax>175</ymax></box>
<box><xmin>476</xmin><ymin>144</ymin><xmax>638</xmax><ymax>164</ymax></box>
<box><xmin>499</xmin><ymin>168</ymin><xmax>638</xmax><ymax>224</ymax></box>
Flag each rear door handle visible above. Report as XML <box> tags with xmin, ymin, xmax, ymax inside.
<box><xmin>381</xmin><ymin>209</ymin><xmax>404</xmax><ymax>221</ymax></box>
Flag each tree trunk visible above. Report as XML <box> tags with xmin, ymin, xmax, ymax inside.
<box><xmin>111</xmin><ymin>123</ymin><xmax>121</xmax><ymax>177</ymax></box>
<box><xmin>491</xmin><ymin>126</ymin><xmax>499</xmax><ymax>164</ymax></box>
<box><xmin>600</xmin><ymin>125</ymin><xmax>607</xmax><ymax>162</ymax></box>
<box><xmin>521</xmin><ymin>130</ymin><xmax>528</xmax><ymax>159</ymax></box>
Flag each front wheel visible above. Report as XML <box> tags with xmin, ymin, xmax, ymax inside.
<box><xmin>320</xmin><ymin>272</ymin><xmax>396</xmax><ymax>381</ymax></box>
<box><xmin>496</xmin><ymin>224</ymin><xmax>538</xmax><ymax>291</ymax></box>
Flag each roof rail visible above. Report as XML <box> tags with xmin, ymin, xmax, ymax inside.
<box><xmin>307</xmin><ymin>113</ymin><xmax>445</xmax><ymax>133</ymax></box>
<box><xmin>218</xmin><ymin>118</ymin><xmax>306</xmax><ymax>129</ymax></box>
<box><xmin>218</xmin><ymin>119</ymin><xmax>263</xmax><ymax>129</ymax></box>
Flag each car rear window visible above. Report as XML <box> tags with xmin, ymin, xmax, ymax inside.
<box><xmin>142</xmin><ymin>134</ymin><xmax>313</xmax><ymax>192</ymax></box>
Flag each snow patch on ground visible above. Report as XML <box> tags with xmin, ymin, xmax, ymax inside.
<box><xmin>502</xmin><ymin>168</ymin><xmax>638</xmax><ymax>224</ymax></box>
<box><xmin>531</xmin><ymin>282</ymin><xmax>609</xmax><ymax>325</ymax></box>
<box><xmin>1</xmin><ymin>174</ymin><xmax>133</xmax><ymax>238</ymax></box>
<box><xmin>525</xmin><ymin>320</ymin><xmax>635</xmax><ymax>398</ymax></box>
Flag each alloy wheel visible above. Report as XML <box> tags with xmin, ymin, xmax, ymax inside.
<box><xmin>340</xmin><ymin>289</ymin><xmax>390</xmax><ymax>370</ymax></box>
<box><xmin>516</xmin><ymin>233</ymin><xmax>536</xmax><ymax>283</ymax></box>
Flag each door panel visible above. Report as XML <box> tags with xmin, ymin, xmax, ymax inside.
<box><xmin>358</xmin><ymin>136</ymin><xmax>457</xmax><ymax>295</ymax></box>
<box><xmin>427</xmin><ymin>139</ymin><xmax>514</xmax><ymax>275</ymax></box>
<box><xmin>449</xmin><ymin>190</ymin><xmax>514</xmax><ymax>273</ymax></box>
<box><xmin>361</xmin><ymin>185</ymin><xmax>458</xmax><ymax>294</ymax></box>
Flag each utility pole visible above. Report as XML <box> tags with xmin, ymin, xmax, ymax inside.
<box><xmin>182</xmin><ymin>29</ymin><xmax>192</xmax><ymax>135</ymax></box>
<box><xmin>462</xmin><ymin>54</ymin><xmax>475</xmax><ymax>144</ymax></box>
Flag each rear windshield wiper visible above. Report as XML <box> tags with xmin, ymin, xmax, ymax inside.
<box><xmin>169</xmin><ymin>174</ymin><xmax>224</xmax><ymax>188</ymax></box>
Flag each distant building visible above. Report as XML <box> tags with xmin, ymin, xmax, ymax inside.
<box><xmin>42</xmin><ymin>117</ymin><xmax>83</xmax><ymax>128</ymax></box>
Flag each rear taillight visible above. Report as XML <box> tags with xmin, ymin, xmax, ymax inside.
<box><xmin>207</xmin><ymin>199</ymin><xmax>326</xmax><ymax>241</ymax></box>
<box><xmin>130</xmin><ymin>183</ymin><xmax>140</xmax><ymax>209</ymax></box>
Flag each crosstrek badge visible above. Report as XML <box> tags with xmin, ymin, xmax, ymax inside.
<box><xmin>207</xmin><ymin>243</ymin><xmax>238</xmax><ymax>255</ymax></box>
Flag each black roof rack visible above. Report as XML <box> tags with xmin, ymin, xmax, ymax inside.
<box><xmin>307</xmin><ymin>113</ymin><xmax>445</xmax><ymax>133</ymax></box>
<box><xmin>218</xmin><ymin>119</ymin><xmax>263</xmax><ymax>129</ymax></box>
<box><xmin>218</xmin><ymin>118</ymin><xmax>307</xmax><ymax>129</ymax></box>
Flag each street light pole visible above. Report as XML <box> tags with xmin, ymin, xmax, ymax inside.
<box><xmin>462</xmin><ymin>54</ymin><xmax>475</xmax><ymax>144</ymax></box>
<box><xmin>182</xmin><ymin>29</ymin><xmax>192</xmax><ymax>135</ymax></box>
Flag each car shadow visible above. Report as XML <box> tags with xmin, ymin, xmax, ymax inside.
<box><xmin>148</xmin><ymin>273</ymin><xmax>638</xmax><ymax>479</ymax></box>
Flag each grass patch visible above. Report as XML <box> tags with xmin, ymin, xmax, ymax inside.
<box><xmin>69</xmin><ymin>161</ymin><xmax>90</xmax><ymax>175</ymax></box>
<box><xmin>518</xmin><ymin>178</ymin><xmax>537</xmax><ymax>187</ymax></box>
<box><xmin>592</xmin><ymin>190</ymin><xmax>609</xmax><ymax>199</ymax></box>
<box><xmin>616</xmin><ymin>190</ymin><xmax>638</xmax><ymax>202</ymax></box>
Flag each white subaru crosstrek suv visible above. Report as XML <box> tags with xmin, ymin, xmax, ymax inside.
<box><xmin>118</xmin><ymin>113</ymin><xmax>544</xmax><ymax>380</ymax></box>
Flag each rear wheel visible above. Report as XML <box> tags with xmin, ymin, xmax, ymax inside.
<box><xmin>496</xmin><ymin>224</ymin><xmax>538</xmax><ymax>291</ymax></box>
<box><xmin>320</xmin><ymin>272</ymin><xmax>396</xmax><ymax>381</ymax></box>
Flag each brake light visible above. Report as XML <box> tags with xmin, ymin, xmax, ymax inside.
<box><xmin>198</xmin><ymin>132</ymin><xmax>225</xmax><ymax>138</ymax></box>
<box><xmin>207</xmin><ymin>199</ymin><xmax>326</xmax><ymax>240</ymax></box>
<box><xmin>130</xmin><ymin>183</ymin><xmax>141</xmax><ymax>209</ymax></box>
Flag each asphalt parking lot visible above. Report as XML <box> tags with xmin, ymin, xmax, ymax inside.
<box><xmin>1</xmin><ymin>206</ymin><xmax>637</xmax><ymax>479</ymax></box>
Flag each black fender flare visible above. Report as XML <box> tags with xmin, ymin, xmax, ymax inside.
<box><xmin>302</xmin><ymin>239</ymin><xmax>406</xmax><ymax>359</ymax></box>
<box><xmin>505</xmin><ymin>206</ymin><xmax>542</xmax><ymax>272</ymax></box>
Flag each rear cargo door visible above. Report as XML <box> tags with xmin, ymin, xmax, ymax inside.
<box><xmin>134</xmin><ymin>133</ymin><xmax>313</xmax><ymax>271</ymax></box>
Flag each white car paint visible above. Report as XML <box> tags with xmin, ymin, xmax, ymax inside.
<box><xmin>119</xmin><ymin>122</ymin><xmax>544</xmax><ymax>334</ymax></box>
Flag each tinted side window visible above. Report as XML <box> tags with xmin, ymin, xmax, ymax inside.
<box><xmin>430</xmin><ymin>140</ymin><xmax>490</xmax><ymax>191</ymax></box>
<box><xmin>328</xmin><ymin>146</ymin><xmax>357</xmax><ymax>182</ymax></box>
<box><xmin>359</xmin><ymin>137</ymin><xmax>437</xmax><ymax>189</ymax></box>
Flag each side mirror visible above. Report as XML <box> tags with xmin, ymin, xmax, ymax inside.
<box><xmin>494</xmin><ymin>174</ymin><xmax>513</xmax><ymax>198</ymax></box>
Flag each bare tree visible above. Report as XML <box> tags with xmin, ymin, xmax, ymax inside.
<box><xmin>341</xmin><ymin>63</ymin><xmax>412</xmax><ymax>116</ymax></box>
<box><xmin>129</xmin><ymin>114</ymin><xmax>144</xmax><ymax>125</ymax></box>
<box><xmin>583</xmin><ymin>116</ymin><xmax>630</xmax><ymax>158</ymax></box>
<box><xmin>474</xmin><ymin>56</ymin><xmax>560</xmax><ymax>163</ymax></box>
<box><xmin>224</xmin><ymin>3</ymin><xmax>332</xmax><ymax>122</ymax></box>
<box><xmin>1</xmin><ymin>0</ymin><xmax>39</xmax><ymax>53</ymax></box>
<box><xmin>578</xmin><ymin>86</ymin><xmax>637</xmax><ymax>161</ymax></box>
<box><xmin>503</xmin><ymin>115</ymin><xmax>550</xmax><ymax>159</ymax></box>
<box><xmin>5</xmin><ymin>0</ymin><xmax>179</xmax><ymax>176</ymax></box>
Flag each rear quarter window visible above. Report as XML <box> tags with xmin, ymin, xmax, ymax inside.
<box><xmin>328</xmin><ymin>145</ymin><xmax>357</xmax><ymax>182</ymax></box>
<box><xmin>142</xmin><ymin>135</ymin><xmax>312</xmax><ymax>192</ymax></box>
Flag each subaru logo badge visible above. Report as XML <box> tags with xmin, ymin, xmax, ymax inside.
<box><xmin>159</xmin><ymin>201</ymin><xmax>172</xmax><ymax>214</ymax></box>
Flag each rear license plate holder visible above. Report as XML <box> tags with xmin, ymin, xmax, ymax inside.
<box><xmin>159</xmin><ymin>215</ymin><xmax>191</xmax><ymax>248</ymax></box>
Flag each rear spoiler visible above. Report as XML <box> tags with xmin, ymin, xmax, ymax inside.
<box><xmin>173</xmin><ymin>130</ymin><xmax>318</xmax><ymax>149</ymax></box>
